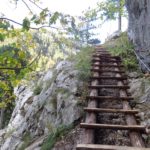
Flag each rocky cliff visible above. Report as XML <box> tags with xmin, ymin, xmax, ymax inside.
<box><xmin>0</xmin><ymin>60</ymin><xmax>85</xmax><ymax>150</ymax></box>
<box><xmin>126</xmin><ymin>0</ymin><xmax>150</xmax><ymax>72</ymax></box>
<box><xmin>128</xmin><ymin>73</ymin><xmax>150</xmax><ymax>147</ymax></box>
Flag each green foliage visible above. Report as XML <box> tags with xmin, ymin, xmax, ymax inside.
<box><xmin>97</xmin><ymin>0</ymin><xmax>126</xmax><ymax>20</ymax></box>
<box><xmin>49</xmin><ymin>12</ymin><xmax>60</xmax><ymax>25</ymax></box>
<box><xmin>23</xmin><ymin>18</ymin><xmax>30</xmax><ymax>31</ymax></box>
<box><xmin>18</xmin><ymin>132</ymin><xmax>32</xmax><ymax>150</ymax></box>
<box><xmin>4</xmin><ymin>128</ymin><xmax>16</xmax><ymax>139</ymax></box>
<box><xmin>33</xmin><ymin>85</ymin><xmax>42</xmax><ymax>95</ymax></box>
<box><xmin>103</xmin><ymin>32</ymin><xmax>139</xmax><ymax>71</ymax></box>
<box><xmin>0</xmin><ymin>20</ymin><xmax>37</xmax><ymax>129</ymax></box>
<box><xmin>76</xmin><ymin>82</ymin><xmax>89</xmax><ymax>106</ymax></box>
<box><xmin>41</xmin><ymin>124</ymin><xmax>73</xmax><ymax>150</ymax></box>
<box><xmin>50</xmin><ymin>94</ymin><xmax>57</xmax><ymax>110</ymax></box>
<box><xmin>73</xmin><ymin>46</ymin><xmax>94</xmax><ymax>81</ymax></box>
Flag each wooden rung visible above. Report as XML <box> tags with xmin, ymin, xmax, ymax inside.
<box><xmin>93</xmin><ymin>54</ymin><xmax>119</xmax><ymax>56</ymax></box>
<box><xmin>86</xmin><ymin>96</ymin><xmax>133</xmax><ymax>100</ymax></box>
<box><xmin>88</xmin><ymin>85</ymin><xmax>130</xmax><ymax>89</ymax></box>
<box><xmin>93</xmin><ymin>54</ymin><xmax>112</xmax><ymax>56</ymax></box>
<box><xmin>93</xmin><ymin>55</ymin><xmax>120</xmax><ymax>59</ymax></box>
<box><xmin>92</xmin><ymin>59</ymin><xmax>122</xmax><ymax>63</ymax></box>
<box><xmin>95</xmin><ymin>51</ymin><xmax>109</xmax><ymax>53</ymax></box>
<box><xmin>92</xmin><ymin>64</ymin><xmax>124</xmax><ymax>67</ymax></box>
<box><xmin>76</xmin><ymin>144</ymin><xmax>149</xmax><ymax>150</ymax></box>
<box><xmin>91</xmin><ymin>69</ymin><xmax>125</xmax><ymax>73</ymax></box>
<box><xmin>127</xmin><ymin>93</ymin><xmax>132</xmax><ymax>96</ymax></box>
<box><xmin>80</xmin><ymin>123</ymin><xmax>145</xmax><ymax>131</ymax></box>
<box><xmin>95</xmin><ymin>49</ymin><xmax>108</xmax><ymax>51</ymax></box>
<box><xmin>84</xmin><ymin>108</ymin><xmax>139</xmax><ymax>114</ymax></box>
<box><xmin>90</xmin><ymin>76</ymin><xmax>127</xmax><ymax>80</ymax></box>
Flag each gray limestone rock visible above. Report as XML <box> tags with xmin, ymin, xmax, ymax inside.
<box><xmin>126</xmin><ymin>0</ymin><xmax>150</xmax><ymax>72</ymax></box>
<box><xmin>0</xmin><ymin>60</ymin><xmax>84</xmax><ymax>150</ymax></box>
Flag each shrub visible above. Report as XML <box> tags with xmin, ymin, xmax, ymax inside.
<box><xmin>74</xmin><ymin>46</ymin><xmax>94</xmax><ymax>81</ymax></box>
<box><xmin>41</xmin><ymin>124</ymin><xmax>73</xmax><ymax>150</ymax></box>
<box><xmin>103</xmin><ymin>32</ymin><xmax>139</xmax><ymax>71</ymax></box>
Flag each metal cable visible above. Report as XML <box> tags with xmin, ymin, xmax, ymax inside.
<box><xmin>133</xmin><ymin>49</ymin><xmax>150</xmax><ymax>72</ymax></box>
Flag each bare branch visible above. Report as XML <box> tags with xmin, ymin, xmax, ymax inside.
<box><xmin>0</xmin><ymin>17</ymin><xmax>65</xmax><ymax>30</ymax></box>
<box><xmin>21</xmin><ymin>0</ymin><xmax>34</xmax><ymax>14</ymax></box>
<box><xmin>28</xmin><ymin>0</ymin><xmax>45</xmax><ymax>10</ymax></box>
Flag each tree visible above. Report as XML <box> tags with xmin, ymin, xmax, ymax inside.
<box><xmin>0</xmin><ymin>20</ymin><xmax>37</xmax><ymax>128</ymax></box>
<box><xmin>0</xmin><ymin>0</ymin><xmax>86</xmax><ymax>128</ymax></box>
<box><xmin>85</xmin><ymin>0</ymin><xmax>126</xmax><ymax>32</ymax></box>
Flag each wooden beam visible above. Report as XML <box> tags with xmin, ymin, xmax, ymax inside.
<box><xmin>93</xmin><ymin>54</ymin><xmax>120</xmax><ymax>58</ymax></box>
<box><xmin>90</xmin><ymin>76</ymin><xmax>127</xmax><ymax>80</ymax></box>
<box><xmin>88</xmin><ymin>85</ymin><xmax>130</xmax><ymax>89</ymax></box>
<box><xmin>92</xmin><ymin>59</ymin><xmax>122</xmax><ymax>63</ymax></box>
<box><xmin>115</xmin><ymin>63</ymin><xmax>145</xmax><ymax>147</ymax></box>
<box><xmin>91</xmin><ymin>69</ymin><xmax>125</xmax><ymax>73</ymax></box>
<box><xmin>82</xmin><ymin>57</ymin><xmax>100</xmax><ymax>144</ymax></box>
<box><xmin>80</xmin><ymin>123</ymin><xmax>145</xmax><ymax>131</ymax></box>
<box><xmin>86</xmin><ymin>96</ymin><xmax>133</xmax><ymax>100</ymax></box>
<box><xmin>76</xmin><ymin>144</ymin><xmax>150</xmax><ymax>150</ymax></box>
<box><xmin>92</xmin><ymin>64</ymin><xmax>124</xmax><ymax>67</ymax></box>
<box><xmin>84</xmin><ymin>108</ymin><xmax>139</xmax><ymax>114</ymax></box>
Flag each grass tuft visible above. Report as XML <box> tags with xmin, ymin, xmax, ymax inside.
<box><xmin>103</xmin><ymin>32</ymin><xmax>139</xmax><ymax>71</ymax></box>
<box><xmin>41</xmin><ymin>124</ymin><xmax>73</xmax><ymax>150</ymax></box>
<box><xmin>74</xmin><ymin>46</ymin><xmax>94</xmax><ymax>81</ymax></box>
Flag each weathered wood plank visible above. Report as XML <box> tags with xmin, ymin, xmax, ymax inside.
<box><xmin>90</xmin><ymin>76</ymin><xmax>127</xmax><ymax>80</ymax></box>
<box><xmin>84</xmin><ymin>108</ymin><xmax>139</xmax><ymax>114</ymax></box>
<box><xmin>80</xmin><ymin>123</ymin><xmax>145</xmax><ymax>131</ymax></box>
<box><xmin>88</xmin><ymin>85</ymin><xmax>130</xmax><ymax>89</ymax></box>
<box><xmin>86</xmin><ymin>96</ymin><xmax>133</xmax><ymax>100</ymax></box>
<box><xmin>92</xmin><ymin>59</ymin><xmax>122</xmax><ymax>63</ymax></box>
<box><xmin>91</xmin><ymin>69</ymin><xmax>125</xmax><ymax>73</ymax></box>
<box><xmin>82</xmin><ymin>57</ymin><xmax>100</xmax><ymax>144</ymax></box>
<box><xmin>115</xmin><ymin>62</ymin><xmax>145</xmax><ymax>147</ymax></box>
<box><xmin>76</xmin><ymin>144</ymin><xmax>150</xmax><ymax>150</ymax></box>
<box><xmin>92</xmin><ymin>64</ymin><xmax>124</xmax><ymax>67</ymax></box>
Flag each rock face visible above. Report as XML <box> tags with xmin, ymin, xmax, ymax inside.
<box><xmin>0</xmin><ymin>60</ymin><xmax>84</xmax><ymax>150</ymax></box>
<box><xmin>129</xmin><ymin>76</ymin><xmax>150</xmax><ymax>147</ymax></box>
<box><xmin>126</xmin><ymin>0</ymin><xmax>150</xmax><ymax>72</ymax></box>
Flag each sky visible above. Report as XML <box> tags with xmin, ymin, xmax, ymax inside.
<box><xmin>0</xmin><ymin>0</ymin><xmax>128</xmax><ymax>43</ymax></box>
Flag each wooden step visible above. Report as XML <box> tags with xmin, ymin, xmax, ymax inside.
<box><xmin>94</xmin><ymin>51</ymin><xmax>109</xmax><ymax>53</ymax></box>
<box><xmin>92</xmin><ymin>59</ymin><xmax>122</xmax><ymax>63</ymax></box>
<box><xmin>86</xmin><ymin>96</ymin><xmax>133</xmax><ymax>100</ymax></box>
<box><xmin>93</xmin><ymin>54</ymin><xmax>120</xmax><ymax>57</ymax></box>
<box><xmin>91</xmin><ymin>69</ymin><xmax>125</xmax><ymax>73</ymax></box>
<box><xmin>76</xmin><ymin>144</ymin><xmax>149</xmax><ymax>150</ymax></box>
<box><xmin>84</xmin><ymin>108</ymin><xmax>139</xmax><ymax>114</ymax></box>
<box><xmin>88</xmin><ymin>85</ymin><xmax>130</xmax><ymax>89</ymax></box>
<box><xmin>93</xmin><ymin>54</ymin><xmax>113</xmax><ymax>56</ymax></box>
<box><xmin>93</xmin><ymin>54</ymin><xmax>117</xmax><ymax>56</ymax></box>
<box><xmin>90</xmin><ymin>76</ymin><xmax>127</xmax><ymax>80</ymax></box>
<box><xmin>93</xmin><ymin>56</ymin><xmax>121</xmax><ymax>60</ymax></box>
<box><xmin>92</xmin><ymin>64</ymin><xmax>124</xmax><ymax>67</ymax></box>
<box><xmin>80</xmin><ymin>123</ymin><xmax>145</xmax><ymax>131</ymax></box>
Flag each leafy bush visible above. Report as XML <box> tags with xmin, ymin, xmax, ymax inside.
<box><xmin>74</xmin><ymin>46</ymin><xmax>94</xmax><ymax>81</ymax></box>
<box><xmin>41</xmin><ymin>124</ymin><xmax>73</xmax><ymax>150</ymax></box>
<box><xmin>103</xmin><ymin>32</ymin><xmax>139</xmax><ymax>71</ymax></box>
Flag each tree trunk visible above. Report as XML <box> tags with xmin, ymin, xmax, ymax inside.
<box><xmin>0</xmin><ymin>109</ymin><xmax>5</xmax><ymax>129</ymax></box>
<box><xmin>118</xmin><ymin>0</ymin><xmax>122</xmax><ymax>31</ymax></box>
